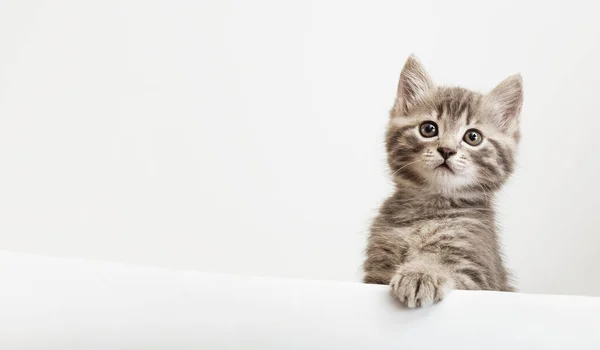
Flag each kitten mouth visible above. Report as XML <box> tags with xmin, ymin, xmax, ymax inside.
<box><xmin>436</xmin><ymin>162</ymin><xmax>454</xmax><ymax>174</ymax></box>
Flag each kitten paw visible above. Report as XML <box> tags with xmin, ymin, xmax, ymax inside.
<box><xmin>390</xmin><ymin>269</ymin><xmax>454</xmax><ymax>308</ymax></box>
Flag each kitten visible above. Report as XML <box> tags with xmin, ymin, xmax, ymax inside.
<box><xmin>363</xmin><ymin>56</ymin><xmax>522</xmax><ymax>308</ymax></box>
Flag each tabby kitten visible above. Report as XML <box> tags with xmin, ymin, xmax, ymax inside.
<box><xmin>363</xmin><ymin>56</ymin><xmax>522</xmax><ymax>308</ymax></box>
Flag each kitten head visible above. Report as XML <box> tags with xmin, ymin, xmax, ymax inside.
<box><xmin>386</xmin><ymin>55</ymin><xmax>522</xmax><ymax>196</ymax></box>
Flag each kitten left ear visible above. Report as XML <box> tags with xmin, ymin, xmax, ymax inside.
<box><xmin>396</xmin><ymin>55</ymin><xmax>435</xmax><ymax>114</ymax></box>
<box><xmin>485</xmin><ymin>74</ymin><xmax>523</xmax><ymax>130</ymax></box>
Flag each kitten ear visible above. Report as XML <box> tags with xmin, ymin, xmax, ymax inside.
<box><xmin>485</xmin><ymin>74</ymin><xmax>523</xmax><ymax>130</ymax></box>
<box><xmin>396</xmin><ymin>55</ymin><xmax>434</xmax><ymax>114</ymax></box>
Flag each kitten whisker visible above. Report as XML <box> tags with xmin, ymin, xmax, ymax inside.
<box><xmin>391</xmin><ymin>160</ymin><xmax>423</xmax><ymax>178</ymax></box>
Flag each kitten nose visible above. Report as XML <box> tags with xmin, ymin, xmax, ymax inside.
<box><xmin>437</xmin><ymin>147</ymin><xmax>457</xmax><ymax>160</ymax></box>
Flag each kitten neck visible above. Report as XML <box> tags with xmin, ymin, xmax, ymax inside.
<box><xmin>396</xmin><ymin>184</ymin><xmax>494</xmax><ymax>209</ymax></box>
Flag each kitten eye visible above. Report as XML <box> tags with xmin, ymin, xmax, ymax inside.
<box><xmin>419</xmin><ymin>121</ymin><xmax>438</xmax><ymax>138</ymax></box>
<box><xmin>464</xmin><ymin>129</ymin><xmax>483</xmax><ymax>146</ymax></box>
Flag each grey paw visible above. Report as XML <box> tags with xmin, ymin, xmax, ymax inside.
<box><xmin>390</xmin><ymin>269</ymin><xmax>454</xmax><ymax>308</ymax></box>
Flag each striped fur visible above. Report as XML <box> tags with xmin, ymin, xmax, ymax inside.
<box><xmin>364</xmin><ymin>56</ymin><xmax>522</xmax><ymax>308</ymax></box>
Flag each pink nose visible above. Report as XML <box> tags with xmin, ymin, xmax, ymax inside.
<box><xmin>437</xmin><ymin>147</ymin><xmax>456</xmax><ymax>160</ymax></box>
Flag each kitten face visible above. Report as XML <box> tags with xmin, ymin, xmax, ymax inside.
<box><xmin>387</xmin><ymin>56</ymin><xmax>523</xmax><ymax>195</ymax></box>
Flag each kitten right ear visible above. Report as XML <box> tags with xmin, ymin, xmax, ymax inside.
<box><xmin>485</xmin><ymin>74</ymin><xmax>523</xmax><ymax>130</ymax></box>
<box><xmin>396</xmin><ymin>55</ymin><xmax>434</xmax><ymax>114</ymax></box>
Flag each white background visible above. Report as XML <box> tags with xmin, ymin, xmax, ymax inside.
<box><xmin>1</xmin><ymin>0</ymin><xmax>599</xmax><ymax>296</ymax></box>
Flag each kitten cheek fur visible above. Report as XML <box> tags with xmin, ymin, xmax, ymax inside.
<box><xmin>364</xmin><ymin>55</ymin><xmax>522</xmax><ymax>308</ymax></box>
